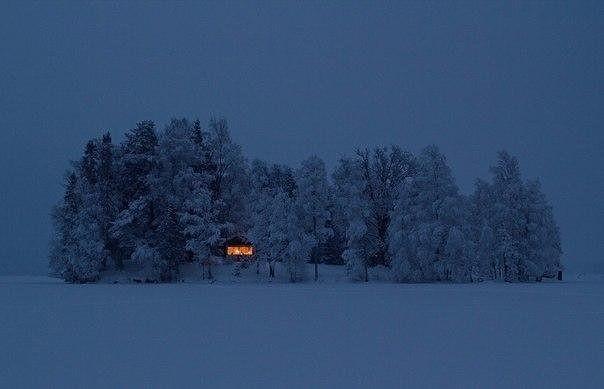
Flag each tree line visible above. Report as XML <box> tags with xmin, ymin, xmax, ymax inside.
<box><xmin>49</xmin><ymin>117</ymin><xmax>562</xmax><ymax>283</ymax></box>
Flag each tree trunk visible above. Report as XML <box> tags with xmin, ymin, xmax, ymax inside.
<box><xmin>313</xmin><ymin>216</ymin><xmax>319</xmax><ymax>281</ymax></box>
<box><xmin>114</xmin><ymin>247</ymin><xmax>125</xmax><ymax>270</ymax></box>
<box><xmin>269</xmin><ymin>263</ymin><xmax>275</xmax><ymax>279</ymax></box>
<box><xmin>207</xmin><ymin>262</ymin><xmax>213</xmax><ymax>280</ymax></box>
<box><xmin>364</xmin><ymin>264</ymin><xmax>368</xmax><ymax>282</ymax></box>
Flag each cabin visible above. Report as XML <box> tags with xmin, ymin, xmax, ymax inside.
<box><xmin>225</xmin><ymin>236</ymin><xmax>254</xmax><ymax>260</ymax></box>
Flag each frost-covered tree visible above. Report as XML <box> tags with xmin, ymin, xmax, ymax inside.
<box><xmin>333</xmin><ymin>157</ymin><xmax>371</xmax><ymax>281</ymax></box>
<box><xmin>468</xmin><ymin>179</ymin><xmax>496</xmax><ymax>279</ymax></box>
<box><xmin>475</xmin><ymin>224</ymin><xmax>496</xmax><ymax>280</ymax></box>
<box><xmin>111</xmin><ymin>119</ymin><xmax>197</xmax><ymax>281</ymax></box>
<box><xmin>295</xmin><ymin>156</ymin><xmax>333</xmax><ymax>281</ymax></box>
<box><xmin>51</xmin><ymin>117</ymin><xmax>249</xmax><ymax>282</ymax></box>
<box><xmin>49</xmin><ymin>151</ymin><xmax>105</xmax><ymax>283</ymax></box>
<box><xmin>153</xmin><ymin>204</ymin><xmax>183</xmax><ymax>281</ymax></box>
<box><xmin>249</xmin><ymin>160</ymin><xmax>298</xmax><ymax>277</ymax></box>
<box><xmin>358</xmin><ymin>147</ymin><xmax>415</xmax><ymax>268</ymax></box>
<box><xmin>286</xmin><ymin>239</ymin><xmax>309</xmax><ymax>283</ymax></box>
<box><xmin>248</xmin><ymin>189</ymin><xmax>275</xmax><ymax>277</ymax></box>
<box><xmin>248</xmin><ymin>160</ymin><xmax>310</xmax><ymax>282</ymax></box>
<box><xmin>179</xmin><ymin>177</ymin><xmax>221</xmax><ymax>278</ymax></box>
<box><xmin>144</xmin><ymin>118</ymin><xmax>223</xmax><ymax>281</ymax></box>
<box><xmin>111</xmin><ymin>120</ymin><xmax>160</xmax><ymax>271</ymax></box>
<box><xmin>388</xmin><ymin>145</ymin><xmax>471</xmax><ymax>282</ymax></box>
<box><xmin>180</xmin><ymin>119</ymin><xmax>222</xmax><ymax>278</ymax></box>
<box><xmin>74</xmin><ymin>140</ymin><xmax>107</xmax><ymax>280</ymax></box>
<box><xmin>95</xmin><ymin>132</ymin><xmax>120</xmax><ymax>268</ymax></box>
<box><xmin>321</xmin><ymin>190</ymin><xmax>346</xmax><ymax>265</ymax></box>
<box><xmin>68</xmin><ymin>198</ymin><xmax>105</xmax><ymax>282</ymax></box>
<box><xmin>49</xmin><ymin>172</ymin><xmax>80</xmax><ymax>279</ymax></box>
<box><xmin>153</xmin><ymin>118</ymin><xmax>198</xmax><ymax>265</ymax></box>
<box><xmin>333</xmin><ymin>147</ymin><xmax>415</xmax><ymax>281</ymax></box>
<box><xmin>468</xmin><ymin>151</ymin><xmax>563</xmax><ymax>282</ymax></box>
<box><xmin>249</xmin><ymin>159</ymin><xmax>297</xmax><ymax>199</ymax></box>
<box><xmin>488</xmin><ymin>151</ymin><xmax>528</xmax><ymax>281</ymax></box>
<box><xmin>523</xmin><ymin>179</ymin><xmax>562</xmax><ymax>279</ymax></box>
<box><xmin>49</xmin><ymin>115</ymin><xmax>563</xmax><ymax>285</ymax></box>
<box><xmin>249</xmin><ymin>189</ymin><xmax>307</xmax><ymax>281</ymax></box>
<box><xmin>117</xmin><ymin>120</ymin><xmax>159</xmax><ymax>202</ymax></box>
<box><xmin>204</xmin><ymin>118</ymin><xmax>250</xmax><ymax>241</ymax></box>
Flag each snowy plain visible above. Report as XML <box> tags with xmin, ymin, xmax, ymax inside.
<box><xmin>1</xmin><ymin>265</ymin><xmax>603</xmax><ymax>388</ymax></box>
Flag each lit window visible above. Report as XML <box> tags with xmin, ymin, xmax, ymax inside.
<box><xmin>227</xmin><ymin>245</ymin><xmax>254</xmax><ymax>256</ymax></box>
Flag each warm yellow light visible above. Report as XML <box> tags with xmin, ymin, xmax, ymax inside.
<box><xmin>227</xmin><ymin>245</ymin><xmax>254</xmax><ymax>256</ymax></box>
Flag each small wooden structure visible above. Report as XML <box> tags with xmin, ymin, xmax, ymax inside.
<box><xmin>225</xmin><ymin>237</ymin><xmax>254</xmax><ymax>260</ymax></box>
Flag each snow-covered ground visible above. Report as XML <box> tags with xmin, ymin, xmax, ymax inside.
<box><xmin>2</xmin><ymin>267</ymin><xmax>603</xmax><ymax>388</ymax></box>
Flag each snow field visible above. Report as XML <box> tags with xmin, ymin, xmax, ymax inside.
<box><xmin>1</xmin><ymin>272</ymin><xmax>603</xmax><ymax>388</ymax></box>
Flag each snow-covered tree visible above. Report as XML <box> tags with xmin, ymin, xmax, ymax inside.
<box><xmin>468</xmin><ymin>151</ymin><xmax>563</xmax><ymax>282</ymax></box>
<box><xmin>180</xmin><ymin>187</ymin><xmax>221</xmax><ymax>279</ymax></box>
<box><xmin>249</xmin><ymin>189</ymin><xmax>302</xmax><ymax>281</ymax></box>
<box><xmin>49</xmin><ymin>115</ymin><xmax>563</xmax><ymax>285</ymax></box>
<box><xmin>475</xmin><ymin>224</ymin><xmax>496</xmax><ymax>280</ymax></box>
<box><xmin>468</xmin><ymin>179</ymin><xmax>496</xmax><ymax>279</ymax></box>
<box><xmin>333</xmin><ymin>147</ymin><xmax>415</xmax><ymax>281</ymax></box>
<box><xmin>111</xmin><ymin>118</ymin><xmax>195</xmax><ymax>281</ymax></box>
<box><xmin>111</xmin><ymin>120</ymin><xmax>160</xmax><ymax>271</ymax></box>
<box><xmin>248</xmin><ymin>161</ymin><xmax>310</xmax><ymax>283</ymax></box>
<box><xmin>178</xmin><ymin>136</ymin><xmax>221</xmax><ymax>279</ymax></box>
<box><xmin>388</xmin><ymin>145</ymin><xmax>471</xmax><ymax>282</ymax></box>
<box><xmin>358</xmin><ymin>147</ymin><xmax>415</xmax><ymax>268</ymax></box>
<box><xmin>49</xmin><ymin>172</ymin><xmax>80</xmax><ymax>279</ymax></box>
<box><xmin>295</xmin><ymin>156</ymin><xmax>333</xmax><ymax>281</ymax></box>
<box><xmin>146</xmin><ymin>118</ymin><xmax>224</xmax><ymax>281</ymax></box>
<box><xmin>322</xmin><ymin>192</ymin><xmax>347</xmax><ymax>265</ymax></box>
<box><xmin>488</xmin><ymin>151</ymin><xmax>528</xmax><ymax>281</ymax></box>
<box><xmin>333</xmin><ymin>157</ymin><xmax>371</xmax><ymax>281</ymax></box>
<box><xmin>68</xmin><ymin>197</ymin><xmax>105</xmax><ymax>282</ymax></box>
<box><xmin>249</xmin><ymin>159</ymin><xmax>297</xmax><ymax>279</ymax></box>
<box><xmin>523</xmin><ymin>179</ymin><xmax>563</xmax><ymax>279</ymax></box>
<box><xmin>93</xmin><ymin>132</ymin><xmax>120</xmax><ymax>268</ymax></box>
<box><xmin>204</xmin><ymin>118</ymin><xmax>250</xmax><ymax>241</ymax></box>
<box><xmin>49</xmin><ymin>153</ymin><xmax>105</xmax><ymax>283</ymax></box>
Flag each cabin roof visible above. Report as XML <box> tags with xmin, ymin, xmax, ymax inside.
<box><xmin>225</xmin><ymin>236</ymin><xmax>252</xmax><ymax>246</ymax></box>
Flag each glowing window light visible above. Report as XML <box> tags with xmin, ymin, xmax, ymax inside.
<box><xmin>227</xmin><ymin>245</ymin><xmax>254</xmax><ymax>256</ymax></box>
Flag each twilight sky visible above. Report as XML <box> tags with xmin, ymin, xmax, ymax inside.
<box><xmin>1</xmin><ymin>1</ymin><xmax>602</xmax><ymax>274</ymax></box>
